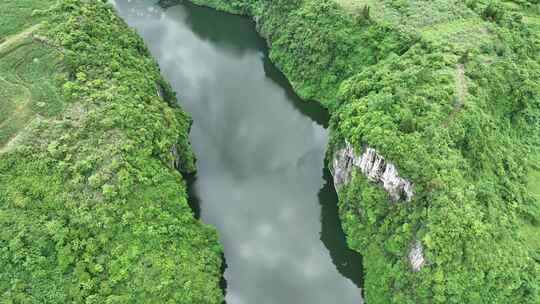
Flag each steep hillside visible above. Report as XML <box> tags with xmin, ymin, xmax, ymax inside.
<box><xmin>174</xmin><ymin>0</ymin><xmax>540</xmax><ymax>303</ymax></box>
<box><xmin>0</xmin><ymin>1</ymin><xmax>223</xmax><ymax>302</ymax></box>
<box><xmin>2</xmin><ymin>0</ymin><xmax>538</xmax><ymax>303</ymax></box>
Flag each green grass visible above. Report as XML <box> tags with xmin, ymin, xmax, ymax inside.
<box><xmin>521</xmin><ymin>220</ymin><xmax>540</xmax><ymax>253</ymax></box>
<box><xmin>524</xmin><ymin>15</ymin><xmax>540</xmax><ymax>29</ymax></box>
<box><xmin>0</xmin><ymin>0</ymin><xmax>52</xmax><ymax>40</ymax></box>
<box><xmin>522</xmin><ymin>151</ymin><xmax>540</xmax><ymax>252</ymax></box>
<box><xmin>530</xmin><ymin>152</ymin><xmax>540</xmax><ymax>201</ymax></box>
<box><xmin>336</xmin><ymin>0</ymin><xmax>491</xmax><ymax>49</ymax></box>
<box><xmin>0</xmin><ymin>37</ymin><xmax>66</xmax><ymax>149</ymax></box>
<box><xmin>336</xmin><ymin>0</ymin><xmax>474</xmax><ymax>26</ymax></box>
<box><xmin>419</xmin><ymin>18</ymin><xmax>491</xmax><ymax>47</ymax></box>
<box><xmin>336</xmin><ymin>0</ymin><xmax>399</xmax><ymax>20</ymax></box>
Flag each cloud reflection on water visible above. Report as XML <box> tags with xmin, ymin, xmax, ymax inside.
<box><xmin>114</xmin><ymin>1</ymin><xmax>363</xmax><ymax>303</ymax></box>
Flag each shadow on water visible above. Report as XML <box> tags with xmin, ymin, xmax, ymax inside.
<box><xmin>185</xmin><ymin>173</ymin><xmax>202</xmax><ymax>219</ymax></box>
<box><xmin>180</xmin><ymin>0</ymin><xmax>360</xmax><ymax>292</ymax></box>
<box><xmin>319</xmin><ymin>168</ymin><xmax>364</xmax><ymax>290</ymax></box>
<box><xmin>186</xmin><ymin>172</ymin><xmax>229</xmax><ymax>303</ymax></box>
<box><xmin>120</xmin><ymin>0</ymin><xmax>364</xmax><ymax>302</ymax></box>
<box><xmin>160</xmin><ymin>0</ymin><xmax>262</xmax><ymax>56</ymax></box>
<box><xmin>261</xmin><ymin>56</ymin><xmax>330</xmax><ymax>128</ymax></box>
<box><xmin>166</xmin><ymin>0</ymin><xmax>361</xmax><ymax>297</ymax></box>
<box><xmin>161</xmin><ymin>0</ymin><xmax>332</xmax><ymax>127</ymax></box>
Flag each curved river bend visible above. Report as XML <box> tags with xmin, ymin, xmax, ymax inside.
<box><xmin>114</xmin><ymin>1</ymin><xmax>363</xmax><ymax>303</ymax></box>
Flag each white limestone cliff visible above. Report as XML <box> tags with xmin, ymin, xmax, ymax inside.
<box><xmin>331</xmin><ymin>141</ymin><xmax>414</xmax><ymax>202</ymax></box>
<box><xmin>331</xmin><ymin>141</ymin><xmax>425</xmax><ymax>271</ymax></box>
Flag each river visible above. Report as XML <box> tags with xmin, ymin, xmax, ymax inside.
<box><xmin>113</xmin><ymin>1</ymin><xmax>363</xmax><ymax>303</ymax></box>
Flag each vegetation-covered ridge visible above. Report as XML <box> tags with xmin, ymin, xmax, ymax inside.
<box><xmin>0</xmin><ymin>1</ymin><xmax>224</xmax><ymax>303</ymax></box>
<box><xmin>176</xmin><ymin>0</ymin><xmax>540</xmax><ymax>303</ymax></box>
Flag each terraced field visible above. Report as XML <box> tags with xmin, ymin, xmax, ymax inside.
<box><xmin>0</xmin><ymin>29</ymin><xmax>66</xmax><ymax>153</ymax></box>
<box><xmin>0</xmin><ymin>1</ymin><xmax>66</xmax><ymax>153</ymax></box>
<box><xmin>335</xmin><ymin>0</ymin><xmax>540</xmax><ymax>50</ymax></box>
<box><xmin>335</xmin><ymin>0</ymin><xmax>494</xmax><ymax>51</ymax></box>
<box><xmin>336</xmin><ymin>0</ymin><xmax>474</xmax><ymax>26</ymax></box>
<box><xmin>419</xmin><ymin>18</ymin><xmax>492</xmax><ymax>47</ymax></box>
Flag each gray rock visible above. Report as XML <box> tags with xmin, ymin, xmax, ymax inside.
<box><xmin>331</xmin><ymin>141</ymin><xmax>356</xmax><ymax>186</ymax></box>
<box><xmin>408</xmin><ymin>240</ymin><xmax>425</xmax><ymax>272</ymax></box>
<box><xmin>170</xmin><ymin>143</ymin><xmax>180</xmax><ymax>170</ymax></box>
<box><xmin>331</xmin><ymin>141</ymin><xmax>414</xmax><ymax>202</ymax></box>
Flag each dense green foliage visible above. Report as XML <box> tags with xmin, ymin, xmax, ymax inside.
<box><xmin>333</xmin><ymin>22</ymin><xmax>540</xmax><ymax>302</ymax></box>
<box><xmin>168</xmin><ymin>0</ymin><xmax>416</xmax><ymax>107</ymax></box>
<box><xmin>181</xmin><ymin>0</ymin><xmax>540</xmax><ymax>303</ymax></box>
<box><xmin>0</xmin><ymin>1</ymin><xmax>223</xmax><ymax>302</ymax></box>
<box><xmin>2</xmin><ymin>0</ymin><xmax>539</xmax><ymax>302</ymax></box>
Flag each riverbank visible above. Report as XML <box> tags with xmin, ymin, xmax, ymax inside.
<box><xmin>0</xmin><ymin>1</ymin><xmax>223</xmax><ymax>302</ymax></box>
<box><xmin>1</xmin><ymin>0</ymin><xmax>538</xmax><ymax>302</ymax></box>
<box><xmin>173</xmin><ymin>0</ymin><xmax>540</xmax><ymax>303</ymax></box>
<box><xmin>113</xmin><ymin>1</ymin><xmax>366</xmax><ymax>302</ymax></box>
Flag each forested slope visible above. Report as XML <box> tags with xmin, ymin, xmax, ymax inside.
<box><xmin>2</xmin><ymin>0</ymin><xmax>538</xmax><ymax>303</ymax></box>
<box><xmin>0</xmin><ymin>1</ymin><xmax>223</xmax><ymax>302</ymax></box>
<box><xmin>175</xmin><ymin>0</ymin><xmax>540</xmax><ymax>303</ymax></box>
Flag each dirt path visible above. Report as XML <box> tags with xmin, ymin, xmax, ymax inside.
<box><xmin>0</xmin><ymin>129</ymin><xmax>25</xmax><ymax>154</ymax></box>
<box><xmin>0</xmin><ymin>24</ymin><xmax>41</xmax><ymax>54</ymax></box>
<box><xmin>442</xmin><ymin>64</ymin><xmax>468</xmax><ymax>128</ymax></box>
<box><xmin>455</xmin><ymin>63</ymin><xmax>467</xmax><ymax>106</ymax></box>
<box><xmin>0</xmin><ymin>25</ymin><xmax>42</xmax><ymax>154</ymax></box>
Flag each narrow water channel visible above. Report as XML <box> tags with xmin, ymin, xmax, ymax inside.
<box><xmin>114</xmin><ymin>1</ymin><xmax>363</xmax><ymax>303</ymax></box>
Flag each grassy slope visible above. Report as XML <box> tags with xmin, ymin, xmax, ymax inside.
<box><xmin>0</xmin><ymin>1</ymin><xmax>223</xmax><ymax>303</ymax></box>
<box><xmin>0</xmin><ymin>35</ymin><xmax>65</xmax><ymax>151</ymax></box>
<box><xmin>0</xmin><ymin>0</ymin><xmax>50</xmax><ymax>40</ymax></box>
<box><xmin>530</xmin><ymin>154</ymin><xmax>540</xmax><ymax>201</ymax></box>
<box><xmin>523</xmin><ymin>149</ymin><xmax>540</xmax><ymax>254</ymax></box>
<box><xmin>0</xmin><ymin>1</ymin><xmax>63</xmax><ymax>152</ymax></box>
<box><xmin>179</xmin><ymin>0</ymin><xmax>540</xmax><ymax>303</ymax></box>
<box><xmin>521</xmin><ymin>4</ymin><xmax>540</xmax><ymax>186</ymax></box>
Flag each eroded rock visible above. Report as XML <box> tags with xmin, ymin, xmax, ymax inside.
<box><xmin>170</xmin><ymin>143</ymin><xmax>180</xmax><ymax>170</ymax></box>
<box><xmin>331</xmin><ymin>141</ymin><xmax>414</xmax><ymax>202</ymax></box>
<box><xmin>331</xmin><ymin>141</ymin><xmax>356</xmax><ymax>186</ymax></box>
<box><xmin>408</xmin><ymin>240</ymin><xmax>425</xmax><ymax>272</ymax></box>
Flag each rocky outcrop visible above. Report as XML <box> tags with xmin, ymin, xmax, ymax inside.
<box><xmin>331</xmin><ymin>141</ymin><xmax>357</xmax><ymax>186</ymax></box>
<box><xmin>408</xmin><ymin>240</ymin><xmax>425</xmax><ymax>272</ymax></box>
<box><xmin>331</xmin><ymin>141</ymin><xmax>414</xmax><ymax>202</ymax></box>
<box><xmin>170</xmin><ymin>143</ymin><xmax>181</xmax><ymax>170</ymax></box>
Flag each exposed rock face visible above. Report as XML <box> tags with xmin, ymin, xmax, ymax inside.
<box><xmin>408</xmin><ymin>240</ymin><xmax>425</xmax><ymax>272</ymax></box>
<box><xmin>331</xmin><ymin>141</ymin><xmax>357</xmax><ymax>186</ymax></box>
<box><xmin>331</xmin><ymin>141</ymin><xmax>414</xmax><ymax>202</ymax></box>
<box><xmin>156</xmin><ymin>83</ymin><xmax>164</xmax><ymax>99</ymax></box>
<box><xmin>170</xmin><ymin>143</ymin><xmax>180</xmax><ymax>170</ymax></box>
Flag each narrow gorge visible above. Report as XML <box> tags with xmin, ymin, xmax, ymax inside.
<box><xmin>113</xmin><ymin>1</ymin><xmax>364</xmax><ymax>303</ymax></box>
<box><xmin>0</xmin><ymin>0</ymin><xmax>538</xmax><ymax>303</ymax></box>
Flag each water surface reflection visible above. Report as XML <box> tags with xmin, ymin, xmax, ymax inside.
<box><xmin>114</xmin><ymin>1</ymin><xmax>363</xmax><ymax>303</ymax></box>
